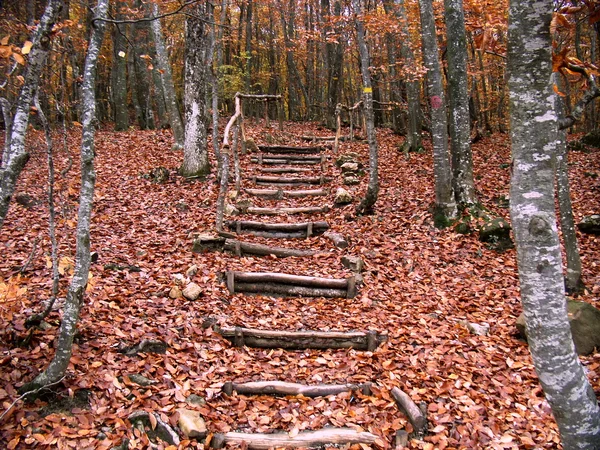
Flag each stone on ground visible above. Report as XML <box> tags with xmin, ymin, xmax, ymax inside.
<box><xmin>578</xmin><ymin>214</ymin><xmax>600</xmax><ymax>235</ymax></box>
<box><xmin>342</xmin><ymin>255</ymin><xmax>364</xmax><ymax>273</ymax></box>
<box><xmin>183</xmin><ymin>282</ymin><xmax>202</xmax><ymax>300</ymax></box>
<box><xmin>334</xmin><ymin>188</ymin><xmax>354</xmax><ymax>205</ymax></box>
<box><xmin>177</xmin><ymin>409</ymin><xmax>207</xmax><ymax>439</ymax></box>
<box><xmin>516</xmin><ymin>300</ymin><xmax>600</xmax><ymax>355</ymax></box>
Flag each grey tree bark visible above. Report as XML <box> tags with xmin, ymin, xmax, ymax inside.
<box><xmin>131</xmin><ymin>0</ymin><xmax>155</xmax><ymax>130</ymax></box>
<box><xmin>180</xmin><ymin>1</ymin><xmax>211</xmax><ymax>178</ymax></box>
<box><xmin>0</xmin><ymin>0</ymin><xmax>63</xmax><ymax>229</ymax></box>
<box><xmin>418</xmin><ymin>0</ymin><xmax>457</xmax><ymax>226</ymax></box>
<box><xmin>148</xmin><ymin>1</ymin><xmax>184</xmax><ymax>150</ymax></box>
<box><xmin>111</xmin><ymin>0</ymin><xmax>128</xmax><ymax>131</ymax></box>
<box><xmin>444</xmin><ymin>0</ymin><xmax>476</xmax><ymax>207</ymax></box>
<box><xmin>552</xmin><ymin>74</ymin><xmax>585</xmax><ymax>294</ymax></box>
<box><xmin>508</xmin><ymin>1</ymin><xmax>600</xmax><ymax>447</ymax></box>
<box><xmin>19</xmin><ymin>0</ymin><xmax>108</xmax><ymax>392</ymax></box>
<box><xmin>322</xmin><ymin>0</ymin><xmax>344</xmax><ymax>129</ymax></box>
<box><xmin>390</xmin><ymin>0</ymin><xmax>422</xmax><ymax>153</ymax></box>
<box><xmin>352</xmin><ymin>0</ymin><xmax>379</xmax><ymax>215</ymax></box>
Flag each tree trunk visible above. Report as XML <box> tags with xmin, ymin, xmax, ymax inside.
<box><xmin>0</xmin><ymin>0</ymin><xmax>63</xmax><ymax>229</ymax></box>
<box><xmin>111</xmin><ymin>0</ymin><xmax>128</xmax><ymax>131</ymax></box>
<box><xmin>322</xmin><ymin>0</ymin><xmax>344</xmax><ymax>129</ymax></box>
<box><xmin>352</xmin><ymin>0</ymin><xmax>379</xmax><ymax>215</ymax></box>
<box><xmin>131</xmin><ymin>2</ymin><xmax>155</xmax><ymax>130</ymax></box>
<box><xmin>444</xmin><ymin>0</ymin><xmax>476</xmax><ymax>207</ymax></box>
<box><xmin>418</xmin><ymin>0</ymin><xmax>457</xmax><ymax>226</ymax></box>
<box><xmin>507</xmin><ymin>1</ymin><xmax>600</xmax><ymax>447</ymax></box>
<box><xmin>180</xmin><ymin>1</ymin><xmax>211</xmax><ymax>178</ymax></box>
<box><xmin>148</xmin><ymin>2</ymin><xmax>184</xmax><ymax>149</ymax></box>
<box><xmin>19</xmin><ymin>0</ymin><xmax>107</xmax><ymax>392</ymax></box>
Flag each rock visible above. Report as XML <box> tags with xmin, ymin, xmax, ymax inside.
<box><xmin>236</xmin><ymin>199</ymin><xmax>253</xmax><ymax>212</ymax></box>
<box><xmin>169</xmin><ymin>286</ymin><xmax>183</xmax><ymax>299</ymax></box>
<box><xmin>227</xmin><ymin>190</ymin><xmax>238</xmax><ymax>200</ymax></box>
<box><xmin>172</xmin><ymin>273</ymin><xmax>188</xmax><ymax>286</ymax></box>
<box><xmin>128</xmin><ymin>411</ymin><xmax>180</xmax><ymax>446</ymax></box>
<box><xmin>578</xmin><ymin>215</ymin><xmax>600</xmax><ymax>235</ymax></box>
<box><xmin>119</xmin><ymin>339</ymin><xmax>168</xmax><ymax>356</ymax></box>
<box><xmin>182</xmin><ymin>282</ymin><xmax>202</xmax><ymax>300</ymax></box>
<box><xmin>192</xmin><ymin>234</ymin><xmax>226</xmax><ymax>253</ymax></box>
<box><xmin>340</xmin><ymin>162</ymin><xmax>359</xmax><ymax>173</ymax></box>
<box><xmin>478</xmin><ymin>217</ymin><xmax>513</xmax><ymax>251</ymax></box>
<box><xmin>127</xmin><ymin>374</ymin><xmax>155</xmax><ymax>386</ymax></box>
<box><xmin>146</xmin><ymin>166</ymin><xmax>170</xmax><ymax>184</ymax></box>
<box><xmin>224</xmin><ymin>203</ymin><xmax>239</xmax><ymax>216</ymax></box>
<box><xmin>580</xmin><ymin>129</ymin><xmax>600</xmax><ymax>148</ymax></box>
<box><xmin>342</xmin><ymin>255</ymin><xmax>364</xmax><ymax>273</ymax></box>
<box><xmin>516</xmin><ymin>300</ymin><xmax>600</xmax><ymax>355</ymax></box>
<box><xmin>15</xmin><ymin>193</ymin><xmax>37</xmax><ymax>208</ymax></box>
<box><xmin>334</xmin><ymin>188</ymin><xmax>353</xmax><ymax>205</ymax></box>
<box><xmin>343</xmin><ymin>176</ymin><xmax>360</xmax><ymax>186</ymax></box>
<box><xmin>186</xmin><ymin>265</ymin><xmax>199</xmax><ymax>277</ymax></box>
<box><xmin>186</xmin><ymin>394</ymin><xmax>206</xmax><ymax>407</ymax></box>
<box><xmin>177</xmin><ymin>408</ymin><xmax>207</xmax><ymax>439</ymax></box>
<box><xmin>464</xmin><ymin>321</ymin><xmax>490</xmax><ymax>336</ymax></box>
<box><xmin>335</xmin><ymin>152</ymin><xmax>359</xmax><ymax>167</ymax></box>
<box><xmin>245</xmin><ymin>138</ymin><xmax>259</xmax><ymax>152</ymax></box>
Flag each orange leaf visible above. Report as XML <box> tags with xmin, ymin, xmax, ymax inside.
<box><xmin>148</xmin><ymin>412</ymin><xmax>158</xmax><ymax>430</ymax></box>
<box><xmin>553</xmin><ymin>84</ymin><xmax>566</xmax><ymax>97</ymax></box>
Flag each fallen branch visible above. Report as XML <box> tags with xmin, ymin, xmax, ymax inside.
<box><xmin>221</xmin><ymin>380</ymin><xmax>371</xmax><ymax>397</ymax></box>
<box><xmin>211</xmin><ymin>428</ymin><xmax>378</xmax><ymax>449</ymax></box>
<box><xmin>390</xmin><ymin>387</ymin><xmax>427</xmax><ymax>434</ymax></box>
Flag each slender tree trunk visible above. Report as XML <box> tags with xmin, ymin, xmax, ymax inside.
<box><xmin>180</xmin><ymin>1</ymin><xmax>211</xmax><ymax>178</ymax></box>
<box><xmin>394</xmin><ymin>0</ymin><xmax>422</xmax><ymax>152</ymax></box>
<box><xmin>352</xmin><ymin>0</ymin><xmax>378</xmax><ymax>215</ymax></box>
<box><xmin>132</xmin><ymin>1</ymin><xmax>154</xmax><ymax>129</ymax></box>
<box><xmin>444</xmin><ymin>0</ymin><xmax>476</xmax><ymax>207</ymax></box>
<box><xmin>0</xmin><ymin>0</ymin><xmax>63</xmax><ymax>229</ymax></box>
<box><xmin>508</xmin><ymin>1</ymin><xmax>600</xmax><ymax>447</ymax></box>
<box><xmin>148</xmin><ymin>1</ymin><xmax>184</xmax><ymax>149</ymax></box>
<box><xmin>19</xmin><ymin>0</ymin><xmax>108</xmax><ymax>392</ymax></box>
<box><xmin>111</xmin><ymin>0</ymin><xmax>128</xmax><ymax>131</ymax></box>
<box><xmin>323</xmin><ymin>0</ymin><xmax>344</xmax><ymax>129</ymax></box>
<box><xmin>418</xmin><ymin>0</ymin><xmax>457</xmax><ymax>226</ymax></box>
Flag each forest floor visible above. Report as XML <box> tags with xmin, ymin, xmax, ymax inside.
<box><xmin>0</xmin><ymin>120</ymin><xmax>599</xmax><ymax>450</ymax></box>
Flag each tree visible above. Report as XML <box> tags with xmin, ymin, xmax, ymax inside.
<box><xmin>180</xmin><ymin>0</ymin><xmax>211</xmax><ymax>178</ymax></box>
<box><xmin>444</xmin><ymin>0</ymin><xmax>476</xmax><ymax>207</ymax></box>
<box><xmin>507</xmin><ymin>0</ymin><xmax>600</xmax><ymax>447</ymax></box>
<box><xmin>20</xmin><ymin>0</ymin><xmax>108</xmax><ymax>392</ymax></box>
<box><xmin>148</xmin><ymin>0</ymin><xmax>185</xmax><ymax>150</ymax></box>
<box><xmin>352</xmin><ymin>0</ymin><xmax>379</xmax><ymax>215</ymax></box>
<box><xmin>418</xmin><ymin>0</ymin><xmax>457</xmax><ymax>226</ymax></box>
<box><xmin>0</xmin><ymin>0</ymin><xmax>64</xmax><ymax>229</ymax></box>
<box><xmin>111</xmin><ymin>0</ymin><xmax>128</xmax><ymax>131</ymax></box>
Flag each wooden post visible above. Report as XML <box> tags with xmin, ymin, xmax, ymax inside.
<box><xmin>334</xmin><ymin>103</ymin><xmax>342</xmax><ymax>153</ymax></box>
<box><xmin>226</xmin><ymin>271</ymin><xmax>235</xmax><ymax>293</ymax></box>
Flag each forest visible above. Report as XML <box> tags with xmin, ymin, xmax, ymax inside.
<box><xmin>1</xmin><ymin>0</ymin><xmax>600</xmax><ymax>448</ymax></box>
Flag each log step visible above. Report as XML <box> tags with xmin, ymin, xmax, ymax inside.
<box><xmin>252</xmin><ymin>158</ymin><xmax>322</xmax><ymax>165</ymax></box>
<box><xmin>217</xmin><ymin>326</ymin><xmax>387</xmax><ymax>351</ymax></box>
<box><xmin>221</xmin><ymin>380</ymin><xmax>372</xmax><ymax>397</ymax></box>
<box><xmin>252</xmin><ymin>175</ymin><xmax>332</xmax><ymax>186</ymax></box>
<box><xmin>225</xmin><ymin>271</ymin><xmax>357</xmax><ymax>298</ymax></box>
<box><xmin>193</xmin><ymin>236</ymin><xmax>315</xmax><ymax>258</ymax></box>
<box><xmin>244</xmin><ymin>206</ymin><xmax>330</xmax><ymax>216</ymax></box>
<box><xmin>258</xmin><ymin>145</ymin><xmax>324</xmax><ymax>154</ymax></box>
<box><xmin>244</xmin><ymin>188</ymin><xmax>329</xmax><ymax>199</ymax></box>
<box><xmin>211</xmin><ymin>428</ymin><xmax>378</xmax><ymax>449</ymax></box>
<box><xmin>225</xmin><ymin>220</ymin><xmax>329</xmax><ymax>238</ymax></box>
<box><xmin>259</xmin><ymin>167</ymin><xmax>313</xmax><ymax>174</ymax></box>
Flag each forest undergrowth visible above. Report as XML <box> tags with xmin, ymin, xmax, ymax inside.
<box><xmin>0</xmin><ymin>121</ymin><xmax>599</xmax><ymax>449</ymax></box>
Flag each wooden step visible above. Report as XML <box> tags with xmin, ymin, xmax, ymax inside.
<box><xmin>250</xmin><ymin>154</ymin><xmax>327</xmax><ymax>164</ymax></box>
<box><xmin>225</xmin><ymin>271</ymin><xmax>357</xmax><ymax>298</ymax></box>
<box><xmin>210</xmin><ymin>428</ymin><xmax>378</xmax><ymax>449</ymax></box>
<box><xmin>258</xmin><ymin>167</ymin><xmax>313</xmax><ymax>174</ymax></box>
<box><xmin>243</xmin><ymin>205</ymin><xmax>329</xmax><ymax>216</ymax></box>
<box><xmin>217</xmin><ymin>326</ymin><xmax>386</xmax><ymax>351</ymax></box>
<box><xmin>252</xmin><ymin>175</ymin><xmax>332</xmax><ymax>186</ymax></box>
<box><xmin>244</xmin><ymin>188</ymin><xmax>329</xmax><ymax>199</ymax></box>
<box><xmin>258</xmin><ymin>145</ymin><xmax>324</xmax><ymax>154</ymax></box>
<box><xmin>225</xmin><ymin>220</ymin><xmax>329</xmax><ymax>238</ymax></box>
<box><xmin>192</xmin><ymin>236</ymin><xmax>315</xmax><ymax>258</ymax></box>
<box><xmin>221</xmin><ymin>380</ymin><xmax>372</xmax><ymax>397</ymax></box>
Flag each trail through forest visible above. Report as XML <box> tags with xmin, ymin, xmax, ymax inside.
<box><xmin>1</xmin><ymin>122</ymin><xmax>599</xmax><ymax>449</ymax></box>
